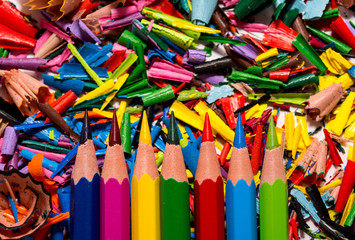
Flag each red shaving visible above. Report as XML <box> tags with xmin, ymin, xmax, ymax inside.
<box><xmin>323</xmin><ymin>129</ymin><xmax>343</xmax><ymax>166</ymax></box>
<box><xmin>244</xmin><ymin>34</ymin><xmax>268</xmax><ymax>53</ymax></box>
<box><xmin>101</xmin><ymin>50</ymin><xmax>126</xmax><ymax>72</ymax></box>
<box><xmin>44</xmin><ymin>91</ymin><xmax>77</xmax><ymax>124</ymax></box>
<box><xmin>269</xmin><ymin>68</ymin><xmax>291</xmax><ymax>81</ymax></box>
<box><xmin>309</xmin><ymin>36</ymin><xmax>327</xmax><ymax>49</ymax></box>
<box><xmin>250</xmin><ymin>124</ymin><xmax>263</xmax><ymax>175</ymax></box>
<box><xmin>262</xmin><ymin>20</ymin><xmax>298</xmax><ymax>51</ymax></box>
<box><xmin>0</xmin><ymin>0</ymin><xmax>38</xmax><ymax>38</ymax></box>
<box><xmin>0</xmin><ymin>23</ymin><xmax>36</xmax><ymax>49</ymax></box>
<box><xmin>290</xmin><ymin>66</ymin><xmax>318</xmax><ymax>76</ymax></box>
<box><xmin>150</xmin><ymin>0</ymin><xmax>184</xmax><ymax>19</ymax></box>
<box><xmin>330</xmin><ymin>17</ymin><xmax>355</xmax><ymax>52</ymax></box>
<box><xmin>273</xmin><ymin>103</ymin><xmax>290</xmax><ymax>111</ymax></box>
<box><xmin>289</xmin><ymin>212</ymin><xmax>300</xmax><ymax>240</ymax></box>
<box><xmin>217</xmin><ymin>97</ymin><xmax>237</xmax><ymax>129</ymax></box>
<box><xmin>331</xmin><ymin>0</ymin><xmax>337</xmax><ymax>8</ymax></box>
<box><xmin>72</xmin><ymin>0</ymin><xmax>100</xmax><ymax>19</ymax></box>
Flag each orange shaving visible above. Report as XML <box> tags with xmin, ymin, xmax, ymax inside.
<box><xmin>28</xmin><ymin>153</ymin><xmax>58</xmax><ymax>191</ymax></box>
<box><xmin>42</xmin><ymin>212</ymin><xmax>70</xmax><ymax>229</ymax></box>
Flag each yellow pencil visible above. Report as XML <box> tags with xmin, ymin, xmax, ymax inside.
<box><xmin>131</xmin><ymin>111</ymin><xmax>160</xmax><ymax>240</ymax></box>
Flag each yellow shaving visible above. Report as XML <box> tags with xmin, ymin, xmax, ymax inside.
<box><xmin>297</xmin><ymin>116</ymin><xmax>311</xmax><ymax>147</ymax></box>
<box><xmin>340</xmin><ymin>192</ymin><xmax>355</xmax><ymax>226</ymax></box>
<box><xmin>117</xmin><ymin>100</ymin><xmax>127</xmax><ymax>128</ymax></box>
<box><xmin>74</xmin><ymin>79</ymin><xmax>115</xmax><ymax>106</ymax></box>
<box><xmin>285</xmin><ymin>112</ymin><xmax>295</xmax><ymax>151</ymax></box>
<box><xmin>327</xmin><ymin>92</ymin><xmax>355</xmax><ymax>136</ymax></box>
<box><xmin>194</xmin><ymin>101</ymin><xmax>234</xmax><ymax>144</ymax></box>
<box><xmin>318</xmin><ymin>179</ymin><xmax>342</xmax><ymax>192</ymax></box>
<box><xmin>318</xmin><ymin>74</ymin><xmax>338</xmax><ymax>91</ymax></box>
<box><xmin>255</xmin><ymin>48</ymin><xmax>279</xmax><ymax>62</ymax></box>
<box><xmin>338</xmin><ymin>73</ymin><xmax>355</xmax><ymax>90</ymax></box>
<box><xmin>100</xmin><ymin>74</ymin><xmax>129</xmax><ymax>111</ymax></box>
<box><xmin>344</xmin><ymin>122</ymin><xmax>355</xmax><ymax>139</ymax></box>
<box><xmin>49</xmin><ymin>130</ymin><xmax>55</xmax><ymax>140</ymax></box>
<box><xmin>245</xmin><ymin>104</ymin><xmax>260</xmax><ymax>120</ymax></box>
<box><xmin>320</xmin><ymin>48</ymin><xmax>354</xmax><ymax>75</ymax></box>
<box><xmin>254</xmin><ymin>104</ymin><xmax>268</xmax><ymax>118</ymax></box>
<box><xmin>169</xmin><ymin>101</ymin><xmax>204</xmax><ymax>131</ymax></box>
<box><xmin>91</xmin><ymin>108</ymin><xmax>138</xmax><ymax>122</ymax></box>
<box><xmin>292</xmin><ymin>124</ymin><xmax>302</xmax><ymax>159</ymax></box>
<box><xmin>172</xmin><ymin>20</ymin><xmax>221</xmax><ymax>34</ymax></box>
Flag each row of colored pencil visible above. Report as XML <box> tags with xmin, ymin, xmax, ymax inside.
<box><xmin>71</xmin><ymin>109</ymin><xmax>287</xmax><ymax>240</ymax></box>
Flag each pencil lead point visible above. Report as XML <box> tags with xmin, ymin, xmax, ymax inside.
<box><xmin>202</xmin><ymin>113</ymin><xmax>213</xmax><ymax>142</ymax></box>
<box><xmin>80</xmin><ymin>109</ymin><xmax>92</xmax><ymax>144</ymax></box>
<box><xmin>168</xmin><ymin>111</ymin><xmax>179</xmax><ymax>145</ymax></box>
<box><xmin>266</xmin><ymin>116</ymin><xmax>279</xmax><ymax>150</ymax></box>
<box><xmin>139</xmin><ymin>111</ymin><xmax>152</xmax><ymax>145</ymax></box>
<box><xmin>109</xmin><ymin>110</ymin><xmax>121</xmax><ymax>146</ymax></box>
<box><xmin>234</xmin><ymin>113</ymin><xmax>246</xmax><ymax>149</ymax></box>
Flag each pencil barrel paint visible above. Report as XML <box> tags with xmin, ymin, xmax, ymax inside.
<box><xmin>100</xmin><ymin>178</ymin><xmax>130</xmax><ymax>240</ymax></box>
<box><xmin>70</xmin><ymin>174</ymin><xmax>100</xmax><ymax>240</ymax></box>
<box><xmin>194</xmin><ymin>176</ymin><xmax>225</xmax><ymax>240</ymax></box>
<box><xmin>160</xmin><ymin>177</ymin><xmax>190</xmax><ymax>240</ymax></box>
<box><xmin>226</xmin><ymin>179</ymin><xmax>257</xmax><ymax>240</ymax></box>
<box><xmin>259</xmin><ymin>179</ymin><xmax>288</xmax><ymax>240</ymax></box>
<box><xmin>131</xmin><ymin>174</ymin><xmax>160</xmax><ymax>240</ymax></box>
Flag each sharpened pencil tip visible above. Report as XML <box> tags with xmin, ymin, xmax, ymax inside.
<box><xmin>234</xmin><ymin>113</ymin><xmax>246</xmax><ymax>149</ymax></box>
<box><xmin>168</xmin><ymin>111</ymin><xmax>179</xmax><ymax>145</ymax></box>
<box><xmin>80</xmin><ymin>109</ymin><xmax>92</xmax><ymax>144</ymax></box>
<box><xmin>266</xmin><ymin>116</ymin><xmax>278</xmax><ymax>150</ymax></box>
<box><xmin>202</xmin><ymin>113</ymin><xmax>213</xmax><ymax>143</ymax></box>
<box><xmin>139</xmin><ymin>111</ymin><xmax>152</xmax><ymax>145</ymax></box>
<box><xmin>109</xmin><ymin>110</ymin><xmax>121</xmax><ymax>146</ymax></box>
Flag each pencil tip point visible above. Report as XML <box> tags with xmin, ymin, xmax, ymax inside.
<box><xmin>202</xmin><ymin>113</ymin><xmax>213</xmax><ymax>142</ymax></box>
<box><xmin>266</xmin><ymin>116</ymin><xmax>278</xmax><ymax>150</ymax></box>
<box><xmin>109</xmin><ymin>110</ymin><xmax>121</xmax><ymax>146</ymax></box>
<box><xmin>139</xmin><ymin>111</ymin><xmax>152</xmax><ymax>145</ymax></box>
<box><xmin>168</xmin><ymin>111</ymin><xmax>179</xmax><ymax>145</ymax></box>
<box><xmin>80</xmin><ymin>109</ymin><xmax>92</xmax><ymax>144</ymax></box>
<box><xmin>234</xmin><ymin>113</ymin><xmax>246</xmax><ymax>148</ymax></box>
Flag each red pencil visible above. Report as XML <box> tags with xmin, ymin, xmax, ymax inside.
<box><xmin>194</xmin><ymin>113</ymin><xmax>225</xmax><ymax>240</ymax></box>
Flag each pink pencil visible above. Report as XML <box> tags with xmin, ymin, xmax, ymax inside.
<box><xmin>100</xmin><ymin>111</ymin><xmax>130</xmax><ymax>240</ymax></box>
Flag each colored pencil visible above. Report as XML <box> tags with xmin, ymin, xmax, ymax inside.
<box><xmin>226</xmin><ymin>114</ymin><xmax>257</xmax><ymax>240</ymax></box>
<box><xmin>70</xmin><ymin>109</ymin><xmax>100</xmax><ymax>240</ymax></box>
<box><xmin>194</xmin><ymin>113</ymin><xmax>225</xmax><ymax>240</ymax></box>
<box><xmin>160</xmin><ymin>111</ymin><xmax>190</xmax><ymax>240</ymax></box>
<box><xmin>259</xmin><ymin>116</ymin><xmax>288</xmax><ymax>240</ymax></box>
<box><xmin>131</xmin><ymin>110</ymin><xmax>160</xmax><ymax>240</ymax></box>
<box><xmin>100</xmin><ymin>110</ymin><xmax>130</xmax><ymax>240</ymax></box>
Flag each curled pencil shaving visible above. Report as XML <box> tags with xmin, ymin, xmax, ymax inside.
<box><xmin>0</xmin><ymin>169</ymin><xmax>52</xmax><ymax>239</ymax></box>
<box><xmin>230</xmin><ymin>82</ymin><xmax>255</xmax><ymax>97</ymax></box>
<box><xmin>3</xmin><ymin>70</ymin><xmax>50</xmax><ymax>116</ymax></box>
<box><xmin>297</xmin><ymin>138</ymin><xmax>320</xmax><ymax>173</ymax></box>
<box><xmin>304</xmin><ymin>83</ymin><xmax>346</xmax><ymax>122</ymax></box>
<box><xmin>330</xmin><ymin>133</ymin><xmax>353</xmax><ymax>144</ymax></box>
<box><xmin>25</xmin><ymin>0</ymin><xmax>82</xmax><ymax>21</ymax></box>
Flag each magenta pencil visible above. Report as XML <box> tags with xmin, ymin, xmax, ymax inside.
<box><xmin>100</xmin><ymin>111</ymin><xmax>130</xmax><ymax>240</ymax></box>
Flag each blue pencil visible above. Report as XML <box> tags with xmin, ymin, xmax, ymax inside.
<box><xmin>226</xmin><ymin>114</ymin><xmax>257</xmax><ymax>240</ymax></box>
<box><xmin>70</xmin><ymin>110</ymin><xmax>100</xmax><ymax>240</ymax></box>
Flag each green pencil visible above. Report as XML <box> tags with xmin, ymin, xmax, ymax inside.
<box><xmin>160</xmin><ymin>111</ymin><xmax>190</xmax><ymax>240</ymax></box>
<box><xmin>259</xmin><ymin>117</ymin><xmax>288</xmax><ymax>240</ymax></box>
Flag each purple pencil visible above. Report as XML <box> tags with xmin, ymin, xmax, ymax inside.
<box><xmin>100</xmin><ymin>111</ymin><xmax>130</xmax><ymax>240</ymax></box>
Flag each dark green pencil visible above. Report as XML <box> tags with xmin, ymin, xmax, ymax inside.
<box><xmin>160</xmin><ymin>111</ymin><xmax>190</xmax><ymax>240</ymax></box>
